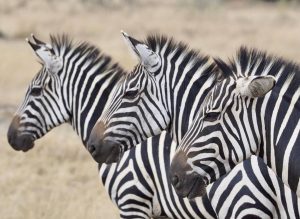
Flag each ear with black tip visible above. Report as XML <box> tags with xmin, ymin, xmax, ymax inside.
<box><xmin>31</xmin><ymin>33</ymin><xmax>54</xmax><ymax>52</ymax></box>
<box><xmin>121</xmin><ymin>31</ymin><xmax>161</xmax><ymax>73</ymax></box>
<box><xmin>31</xmin><ymin>34</ymin><xmax>46</xmax><ymax>46</ymax></box>
<box><xmin>26</xmin><ymin>35</ymin><xmax>62</xmax><ymax>74</ymax></box>
<box><xmin>236</xmin><ymin>75</ymin><xmax>276</xmax><ymax>98</ymax></box>
<box><xmin>27</xmin><ymin>38</ymin><xmax>41</xmax><ymax>51</ymax></box>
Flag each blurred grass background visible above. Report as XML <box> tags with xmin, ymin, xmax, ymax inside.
<box><xmin>1</xmin><ymin>0</ymin><xmax>300</xmax><ymax>218</ymax></box>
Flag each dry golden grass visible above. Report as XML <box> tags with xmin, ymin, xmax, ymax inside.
<box><xmin>0</xmin><ymin>123</ymin><xmax>119</xmax><ymax>219</ymax></box>
<box><xmin>1</xmin><ymin>1</ymin><xmax>300</xmax><ymax>218</ymax></box>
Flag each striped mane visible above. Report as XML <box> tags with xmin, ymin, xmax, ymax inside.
<box><xmin>142</xmin><ymin>34</ymin><xmax>217</xmax><ymax>82</ymax></box>
<box><xmin>145</xmin><ymin>35</ymin><xmax>206</xmax><ymax>61</ymax></box>
<box><xmin>216</xmin><ymin>46</ymin><xmax>300</xmax><ymax>94</ymax></box>
<box><xmin>49</xmin><ymin>34</ymin><xmax>125</xmax><ymax>76</ymax></box>
<box><xmin>235</xmin><ymin>47</ymin><xmax>300</xmax><ymax>94</ymax></box>
<box><xmin>234</xmin><ymin>47</ymin><xmax>299</xmax><ymax>77</ymax></box>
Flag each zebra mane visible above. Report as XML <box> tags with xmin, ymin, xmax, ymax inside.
<box><xmin>215</xmin><ymin>46</ymin><xmax>300</xmax><ymax>89</ymax></box>
<box><xmin>145</xmin><ymin>34</ymin><xmax>202</xmax><ymax>60</ymax></box>
<box><xmin>232</xmin><ymin>46</ymin><xmax>300</xmax><ymax>79</ymax></box>
<box><xmin>49</xmin><ymin>34</ymin><xmax>125</xmax><ymax>75</ymax></box>
<box><xmin>144</xmin><ymin>34</ymin><xmax>216</xmax><ymax>78</ymax></box>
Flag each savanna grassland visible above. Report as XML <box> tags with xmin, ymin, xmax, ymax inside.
<box><xmin>1</xmin><ymin>0</ymin><xmax>300</xmax><ymax>218</ymax></box>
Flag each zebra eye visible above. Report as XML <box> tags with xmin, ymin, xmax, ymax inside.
<box><xmin>204</xmin><ymin>111</ymin><xmax>220</xmax><ymax>122</ymax></box>
<box><xmin>30</xmin><ymin>87</ymin><xmax>43</xmax><ymax>97</ymax></box>
<box><xmin>124</xmin><ymin>89</ymin><xmax>139</xmax><ymax>99</ymax></box>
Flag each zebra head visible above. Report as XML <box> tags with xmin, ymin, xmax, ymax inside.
<box><xmin>7</xmin><ymin>34</ymin><xmax>67</xmax><ymax>152</ymax></box>
<box><xmin>88</xmin><ymin>32</ymin><xmax>171</xmax><ymax>164</ymax></box>
<box><xmin>170</xmin><ymin>50</ymin><xmax>277</xmax><ymax>199</ymax></box>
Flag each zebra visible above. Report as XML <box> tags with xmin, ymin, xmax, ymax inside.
<box><xmin>109</xmin><ymin>132</ymin><xmax>300</xmax><ymax>219</ymax></box>
<box><xmin>5</xmin><ymin>33</ymin><xmax>228</xmax><ymax>219</ymax></box>
<box><xmin>87</xmin><ymin>31</ymin><xmax>217</xmax><ymax>162</ymax></box>
<box><xmin>169</xmin><ymin>46</ymin><xmax>300</xmax><ymax>199</ymax></box>
<box><xmin>87</xmin><ymin>32</ymin><xmax>300</xmax><ymax>217</ymax></box>
<box><xmin>7</xmin><ymin>34</ymin><xmax>300</xmax><ymax>219</ymax></box>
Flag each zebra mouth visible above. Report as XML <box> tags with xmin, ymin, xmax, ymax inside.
<box><xmin>104</xmin><ymin>144</ymin><xmax>122</xmax><ymax>164</ymax></box>
<box><xmin>8</xmin><ymin>134</ymin><xmax>35</xmax><ymax>152</ymax></box>
<box><xmin>87</xmin><ymin>139</ymin><xmax>122</xmax><ymax>164</ymax></box>
<box><xmin>187</xmin><ymin>176</ymin><xmax>207</xmax><ymax>199</ymax></box>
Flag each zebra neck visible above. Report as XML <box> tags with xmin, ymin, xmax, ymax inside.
<box><xmin>239</xmin><ymin>90</ymin><xmax>300</xmax><ymax>193</ymax></box>
<box><xmin>67</xmin><ymin>68</ymin><xmax>121</xmax><ymax>144</ymax></box>
<box><xmin>167</xmin><ymin>74</ymin><xmax>217</xmax><ymax>144</ymax></box>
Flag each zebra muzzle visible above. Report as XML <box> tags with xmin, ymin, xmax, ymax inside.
<box><xmin>7</xmin><ymin>115</ymin><xmax>35</xmax><ymax>152</ymax></box>
<box><xmin>170</xmin><ymin>150</ymin><xmax>207</xmax><ymax>199</ymax></box>
<box><xmin>87</xmin><ymin>138</ymin><xmax>122</xmax><ymax>164</ymax></box>
<box><xmin>186</xmin><ymin>175</ymin><xmax>207</xmax><ymax>199</ymax></box>
<box><xmin>88</xmin><ymin>121</ymin><xmax>123</xmax><ymax>164</ymax></box>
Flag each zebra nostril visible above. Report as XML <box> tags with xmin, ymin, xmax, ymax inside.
<box><xmin>88</xmin><ymin>144</ymin><xmax>96</xmax><ymax>154</ymax></box>
<box><xmin>171</xmin><ymin>175</ymin><xmax>181</xmax><ymax>188</ymax></box>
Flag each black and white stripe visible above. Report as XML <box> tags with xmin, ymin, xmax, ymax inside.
<box><xmin>171</xmin><ymin>47</ymin><xmax>300</xmax><ymax>198</ymax></box>
<box><xmin>7</xmin><ymin>35</ymin><xmax>215</xmax><ymax>218</ymax></box>
<box><xmin>104</xmin><ymin>132</ymin><xmax>300</xmax><ymax>218</ymax></box>
<box><xmin>98</xmin><ymin>33</ymin><xmax>216</xmax><ymax>152</ymax></box>
<box><xmin>92</xmin><ymin>33</ymin><xmax>300</xmax><ymax>217</ymax></box>
<box><xmin>9</xmin><ymin>35</ymin><xmax>300</xmax><ymax>218</ymax></box>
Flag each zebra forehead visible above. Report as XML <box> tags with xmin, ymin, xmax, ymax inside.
<box><xmin>124</xmin><ymin>74</ymin><xmax>138</xmax><ymax>88</ymax></box>
<box><xmin>125</xmin><ymin>69</ymin><xmax>148</xmax><ymax>85</ymax></box>
<box><xmin>30</xmin><ymin>69</ymin><xmax>47</xmax><ymax>85</ymax></box>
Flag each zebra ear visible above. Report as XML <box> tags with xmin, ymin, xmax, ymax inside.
<box><xmin>26</xmin><ymin>34</ymin><xmax>62</xmax><ymax>74</ymax></box>
<box><xmin>121</xmin><ymin>31</ymin><xmax>161</xmax><ymax>73</ymax></box>
<box><xmin>236</xmin><ymin>75</ymin><xmax>276</xmax><ymax>98</ymax></box>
